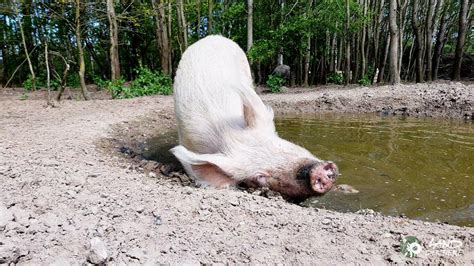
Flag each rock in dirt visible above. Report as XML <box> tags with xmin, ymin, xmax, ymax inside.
<box><xmin>0</xmin><ymin>243</ymin><xmax>28</xmax><ymax>264</ymax></box>
<box><xmin>65</xmin><ymin>175</ymin><xmax>86</xmax><ymax>187</ymax></box>
<box><xmin>0</xmin><ymin>205</ymin><xmax>14</xmax><ymax>231</ymax></box>
<box><xmin>126</xmin><ymin>247</ymin><xmax>146</xmax><ymax>261</ymax></box>
<box><xmin>10</xmin><ymin>206</ymin><xmax>31</xmax><ymax>227</ymax></box>
<box><xmin>88</xmin><ymin>237</ymin><xmax>108</xmax><ymax>264</ymax></box>
<box><xmin>333</xmin><ymin>184</ymin><xmax>359</xmax><ymax>194</ymax></box>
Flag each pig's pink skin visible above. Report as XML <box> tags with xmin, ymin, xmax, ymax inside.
<box><xmin>170</xmin><ymin>35</ymin><xmax>338</xmax><ymax>199</ymax></box>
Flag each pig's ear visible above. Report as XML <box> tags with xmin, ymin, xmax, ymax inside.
<box><xmin>235</xmin><ymin>85</ymin><xmax>275</xmax><ymax>131</ymax></box>
<box><xmin>170</xmin><ymin>145</ymin><xmax>235</xmax><ymax>187</ymax></box>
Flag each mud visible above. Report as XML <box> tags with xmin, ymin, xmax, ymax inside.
<box><xmin>0</xmin><ymin>82</ymin><xmax>473</xmax><ymax>264</ymax></box>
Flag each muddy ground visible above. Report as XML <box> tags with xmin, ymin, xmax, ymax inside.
<box><xmin>0</xmin><ymin>82</ymin><xmax>473</xmax><ymax>264</ymax></box>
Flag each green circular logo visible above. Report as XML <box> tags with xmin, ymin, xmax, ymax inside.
<box><xmin>400</xmin><ymin>236</ymin><xmax>423</xmax><ymax>257</ymax></box>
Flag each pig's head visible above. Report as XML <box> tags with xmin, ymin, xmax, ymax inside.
<box><xmin>171</xmin><ymin>129</ymin><xmax>338</xmax><ymax>200</ymax></box>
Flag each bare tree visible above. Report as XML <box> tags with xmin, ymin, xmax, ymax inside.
<box><xmin>412</xmin><ymin>0</ymin><xmax>424</xmax><ymax>83</ymax></box>
<box><xmin>208</xmin><ymin>0</ymin><xmax>213</xmax><ymax>35</ymax></box>
<box><xmin>247</xmin><ymin>0</ymin><xmax>253</xmax><ymax>52</ymax></box>
<box><xmin>176</xmin><ymin>0</ymin><xmax>188</xmax><ymax>51</ymax></box>
<box><xmin>13</xmin><ymin>0</ymin><xmax>36</xmax><ymax>90</ymax></box>
<box><xmin>303</xmin><ymin>0</ymin><xmax>313</xmax><ymax>86</ymax></box>
<box><xmin>344</xmin><ymin>0</ymin><xmax>350</xmax><ymax>85</ymax></box>
<box><xmin>452</xmin><ymin>0</ymin><xmax>470</xmax><ymax>80</ymax></box>
<box><xmin>389</xmin><ymin>0</ymin><xmax>400</xmax><ymax>84</ymax></box>
<box><xmin>107</xmin><ymin>0</ymin><xmax>120</xmax><ymax>81</ymax></box>
<box><xmin>152</xmin><ymin>0</ymin><xmax>171</xmax><ymax>75</ymax></box>
<box><xmin>424</xmin><ymin>0</ymin><xmax>437</xmax><ymax>82</ymax></box>
<box><xmin>197</xmin><ymin>0</ymin><xmax>201</xmax><ymax>38</ymax></box>
<box><xmin>432</xmin><ymin>1</ymin><xmax>451</xmax><ymax>80</ymax></box>
<box><xmin>75</xmin><ymin>0</ymin><xmax>90</xmax><ymax>100</ymax></box>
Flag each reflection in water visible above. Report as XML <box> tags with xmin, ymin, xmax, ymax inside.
<box><xmin>276</xmin><ymin>114</ymin><xmax>473</xmax><ymax>227</ymax></box>
<box><xmin>143</xmin><ymin>114</ymin><xmax>474</xmax><ymax>227</ymax></box>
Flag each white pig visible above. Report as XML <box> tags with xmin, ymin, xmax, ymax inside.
<box><xmin>170</xmin><ymin>35</ymin><xmax>338</xmax><ymax>199</ymax></box>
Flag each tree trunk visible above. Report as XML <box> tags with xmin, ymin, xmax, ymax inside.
<box><xmin>152</xmin><ymin>0</ymin><xmax>172</xmax><ymax>75</ymax></box>
<box><xmin>330</xmin><ymin>31</ymin><xmax>336</xmax><ymax>72</ymax></box>
<box><xmin>344</xmin><ymin>0</ymin><xmax>350</xmax><ymax>85</ymax></box>
<box><xmin>353</xmin><ymin>32</ymin><xmax>360</xmax><ymax>83</ymax></box>
<box><xmin>424</xmin><ymin>0</ymin><xmax>436</xmax><ymax>82</ymax></box>
<box><xmin>197</xmin><ymin>0</ymin><xmax>201</xmax><ymax>38</ymax></box>
<box><xmin>247</xmin><ymin>0</ymin><xmax>253</xmax><ymax>52</ymax></box>
<box><xmin>207</xmin><ymin>0</ymin><xmax>213</xmax><ymax>35</ymax></box>
<box><xmin>107</xmin><ymin>0</ymin><xmax>120</xmax><ymax>81</ymax></box>
<box><xmin>378</xmin><ymin>33</ymin><xmax>390</xmax><ymax>84</ymax></box>
<box><xmin>75</xmin><ymin>0</ymin><xmax>90</xmax><ymax>100</ymax></box>
<box><xmin>14</xmin><ymin>0</ymin><xmax>36</xmax><ymax>90</ymax></box>
<box><xmin>412</xmin><ymin>0</ymin><xmax>424</xmax><ymax>83</ymax></box>
<box><xmin>374</xmin><ymin>0</ymin><xmax>385</xmax><ymax>73</ymax></box>
<box><xmin>452</xmin><ymin>0</ymin><xmax>469</xmax><ymax>81</ymax></box>
<box><xmin>361</xmin><ymin>0</ymin><xmax>367</xmax><ymax>79</ymax></box>
<box><xmin>45</xmin><ymin>40</ymin><xmax>52</xmax><ymax>105</ymax></box>
<box><xmin>398</xmin><ymin>0</ymin><xmax>409</xmax><ymax>77</ymax></box>
<box><xmin>389</xmin><ymin>0</ymin><xmax>400</xmax><ymax>84</ymax></box>
<box><xmin>53</xmin><ymin>51</ymin><xmax>71</xmax><ymax>101</ymax></box>
<box><xmin>303</xmin><ymin>0</ymin><xmax>313</xmax><ymax>86</ymax></box>
<box><xmin>432</xmin><ymin>1</ymin><xmax>449</xmax><ymax>80</ymax></box>
<box><xmin>177</xmin><ymin>0</ymin><xmax>188</xmax><ymax>51</ymax></box>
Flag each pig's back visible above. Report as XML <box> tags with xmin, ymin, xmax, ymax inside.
<box><xmin>173</xmin><ymin>35</ymin><xmax>253</xmax><ymax>154</ymax></box>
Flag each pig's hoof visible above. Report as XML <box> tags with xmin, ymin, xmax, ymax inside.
<box><xmin>310</xmin><ymin>161</ymin><xmax>338</xmax><ymax>194</ymax></box>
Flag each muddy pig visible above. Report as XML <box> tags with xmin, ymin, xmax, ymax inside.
<box><xmin>170</xmin><ymin>35</ymin><xmax>338</xmax><ymax>200</ymax></box>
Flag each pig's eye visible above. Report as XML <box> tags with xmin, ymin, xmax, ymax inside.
<box><xmin>253</xmin><ymin>171</ymin><xmax>270</xmax><ymax>186</ymax></box>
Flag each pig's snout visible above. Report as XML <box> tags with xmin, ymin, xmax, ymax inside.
<box><xmin>307</xmin><ymin>161</ymin><xmax>338</xmax><ymax>194</ymax></box>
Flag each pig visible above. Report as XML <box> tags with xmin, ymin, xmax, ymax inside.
<box><xmin>170</xmin><ymin>35</ymin><xmax>338</xmax><ymax>200</ymax></box>
<box><xmin>272</xmin><ymin>64</ymin><xmax>291</xmax><ymax>81</ymax></box>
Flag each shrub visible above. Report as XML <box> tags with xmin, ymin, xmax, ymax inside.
<box><xmin>93</xmin><ymin>76</ymin><xmax>108</xmax><ymax>90</ymax></box>
<box><xmin>130</xmin><ymin>66</ymin><xmax>172</xmax><ymax>96</ymax></box>
<box><xmin>106</xmin><ymin>67</ymin><xmax>172</xmax><ymax>99</ymax></box>
<box><xmin>358</xmin><ymin>75</ymin><xmax>371</xmax><ymax>86</ymax></box>
<box><xmin>106</xmin><ymin>78</ymin><xmax>128</xmax><ymax>99</ymax></box>
<box><xmin>266</xmin><ymin>75</ymin><xmax>285</xmax><ymax>93</ymax></box>
<box><xmin>67</xmin><ymin>73</ymin><xmax>81</xmax><ymax>88</ymax></box>
<box><xmin>327</xmin><ymin>72</ymin><xmax>344</xmax><ymax>85</ymax></box>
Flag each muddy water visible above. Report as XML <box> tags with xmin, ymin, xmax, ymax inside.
<box><xmin>276</xmin><ymin>114</ymin><xmax>474</xmax><ymax>227</ymax></box>
<box><xmin>143</xmin><ymin>114</ymin><xmax>474</xmax><ymax>227</ymax></box>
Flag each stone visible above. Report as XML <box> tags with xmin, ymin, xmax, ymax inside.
<box><xmin>10</xmin><ymin>207</ymin><xmax>30</xmax><ymax>227</ymax></box>
<box><xmin>65</xmin><ymin>175</ymin><xmax>86</xmax><ymax>187</ymax></box>
<box><xmin>135</xmin><ymin>205</ymin><xmax>145</xmax><ymax>213</ymax></box>
<box><xmin>126</xmin><ymin>247</ymin><xmax>145</xmax><ymax>261</ymax></box>
<box><xmin>0</xmin><ymin>205</ymin><xmax>14</xmax><ymax>231</ymax></box>
<box><xmin>88</xmin><ymin>237</ymin><xmax>108</xmax><ymax>264</ymax></box>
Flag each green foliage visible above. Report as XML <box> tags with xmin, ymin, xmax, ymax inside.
<box><xmin>22</xmin><ymin>75</ymin><xmax>36</xmax><ymax>91</ymax></box>
<box><xmin>358</xmin><ymin>75</ymin><xmax>371</xmax><ymax>86</ymax></box>
<box><xmin>106</xmin><ymin>78</ymin><xmax>128</xmax><ymax>99</ymax></box>
<box><xmin>106</xmin><ymin>67</ymin><xmax>172</xmax><ymax>99</ymax></box>
<box><xmin>50</xmin><ymin>78</ymin><xmax>61</xmax><ymax>91</ymax></box>
<box><xmin>248</xmin><ymin>39</ymin><xmax>277</xmax><ymax>63</ymax></box>
<box><xmin>327</xmin><ymin>72</ymin><xmax>344</xmax><ymax>85</ymax></box>
<box><xmin>130</xmin><ymin>66</ymin><xmax>172</xmax><ymax>96</ymax></box>
<box><xmin>93</xmin><ymin>76</ymin><xmax>108</xmax><ymax>90</ymax></box>
<box><xmin>66</xmin><ymin>74</ymin><xmax>81</xmax><ymax>88</ymax></box>
<box><xmin>266</xmin><ymin>75</ymin><xmax>285</xmax><ymax>93</ymax></box>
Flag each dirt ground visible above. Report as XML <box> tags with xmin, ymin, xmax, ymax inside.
<box><xmin>0</xmin><ymin>82</ymin><xmax>473</xmax><ymax>264</ymax></box>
